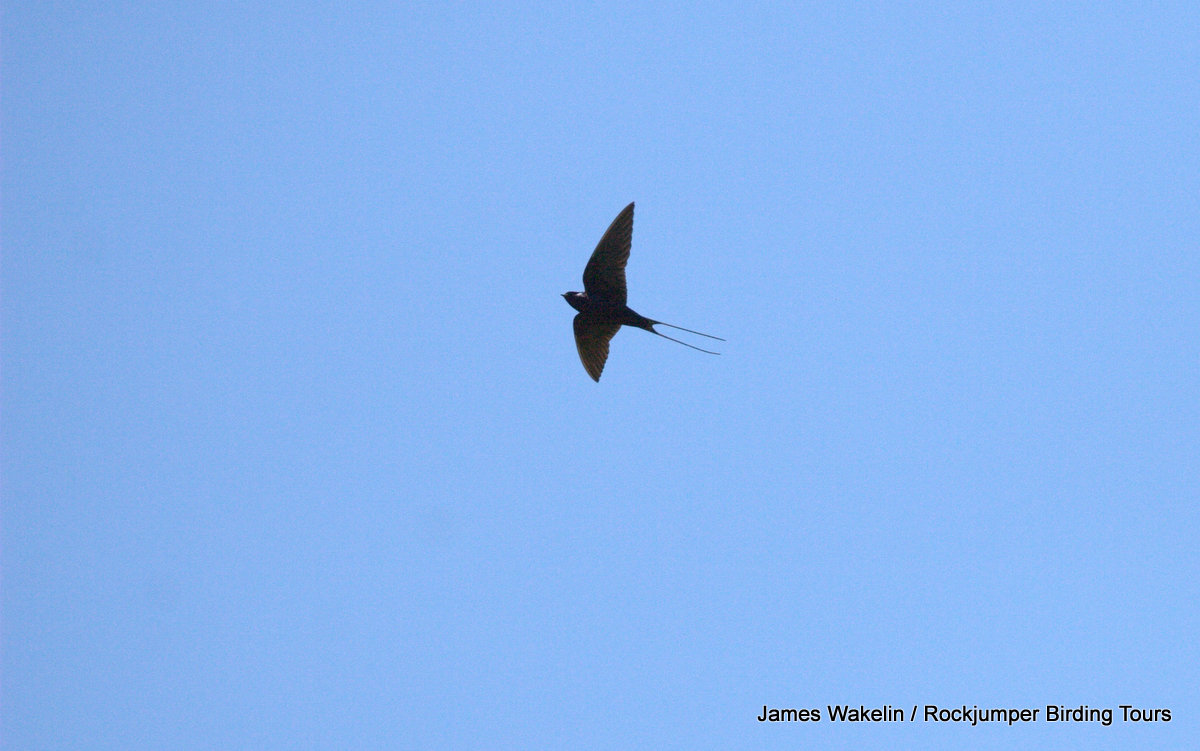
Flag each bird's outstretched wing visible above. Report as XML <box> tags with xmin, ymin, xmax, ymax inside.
<box><xmin>582</xmin><ymin>202</ymin><xmax>633</xmax><ymax>306</ymax></box>
<box><xmin>573</xmin><ymin>314</ymin><xmax>621</xmax><ymax>382</ymax></box>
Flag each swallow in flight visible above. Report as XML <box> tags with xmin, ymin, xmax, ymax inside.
<box><xmin>563</xmin><ymin>202</ymin><xmax>723</xmax><ymax>381</ymax></box>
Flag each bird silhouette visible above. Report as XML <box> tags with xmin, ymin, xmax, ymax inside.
<box><xmin>563</xmin><ymin>202</ymin><xmax>724</xmax><ymax>381</ymax></box>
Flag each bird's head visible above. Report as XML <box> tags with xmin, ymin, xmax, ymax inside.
<box><xmin>562</xmin><ymin>291</ymin><xmax>586</xmax><ymax>312</ymax></box>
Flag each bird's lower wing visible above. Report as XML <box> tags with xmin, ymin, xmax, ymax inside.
<box><xmin>573</xmin><ymin>314</ymin><xmax>621</xmax><ymax>382</ymax></box>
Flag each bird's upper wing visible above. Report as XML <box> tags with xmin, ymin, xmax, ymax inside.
<box><xmin>582</xmin><ymin>202</ymin><xmax>633</xmax><ymax>306</ymax></box>
<box><xmin>573</xmin><ymin>314</ymin><xmax>621</xmax><ymax>382</ymax></box>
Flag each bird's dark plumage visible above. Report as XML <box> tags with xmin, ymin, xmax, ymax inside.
<box><xmin>564</xmin><ymin>202</ymin><xmax>723</xmax><ymax>381</ymax></box>
<box><xmin>572</xmin><ymin>314</ymin><xmax>621</xmax><ymax>382</ymax></box>
<box><xmin>581</xmin><ymin>202</ymin><xmax>633</xmax><ymax>306</ymax></box>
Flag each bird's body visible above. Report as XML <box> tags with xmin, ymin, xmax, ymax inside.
<box><xmin>562</xmin><ymin>291</ymin><xmax>655</xmax><ymax>330</ymax></box>
<box><xmin>563</xmin><ymin>202</ymin><xmax>723</xmax><ymax>381</ymax></box>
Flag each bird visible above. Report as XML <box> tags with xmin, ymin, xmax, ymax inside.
<box><xmin>563</xmin><ymin>202</ymin><xmax>724</xmax><ymax>381</ymax></box>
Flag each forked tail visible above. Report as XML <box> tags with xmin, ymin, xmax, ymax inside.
<box><xmin>648</xmin><ymin>320</ymin><xmax>724</xmax><ymax>355</ymax></box>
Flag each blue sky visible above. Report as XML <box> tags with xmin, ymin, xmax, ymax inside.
<box><xmin>4</xmin><ymin>2</ymin><xmax>1197</xmax><ymax>748</ymax></box>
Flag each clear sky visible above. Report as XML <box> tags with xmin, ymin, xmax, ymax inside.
<box><xmin>4</xmin><ymin>2</ymin><xmax>1197</xmax><ymax>749</ymax></box>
